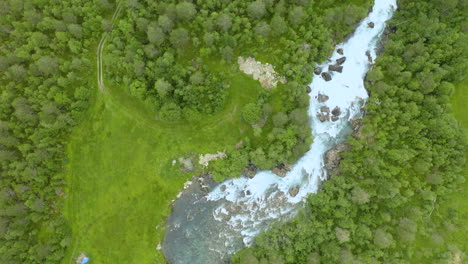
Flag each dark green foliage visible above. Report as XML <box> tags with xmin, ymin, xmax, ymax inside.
<box><xmin>0</xmin><ymin>0</ymin><xmax>107</xmax><ymax>263</ymax></box>
<box><xmin>104</xmin><ymin>0</ymin><xmax>376</xmax><ymax>180</ymax></box>
<box><xmin>232</xmin><ymin>0</ymin><xmax>467</xmax><ymax>263</ymax></box>
<box><xmin>242</xmin><ymin>103</ymin><xmax>263</xmax><ymax>124</ymax></box>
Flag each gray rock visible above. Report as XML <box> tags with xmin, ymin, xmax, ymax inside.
<box><xmin>324</xmin><ymin>143</ymin><xmax>350</xmax><ymax>175</ymax></box>
<box><xmin>272</xmin><ymin>163</ymin><xmax>291</xmax><ymax>177</ymax></box>
<box><xmin>321</xmin><ymin>72</ymin><xmax>332</xmax><ymax>81</ymax></box>
<box><xmin>317</xmin><ymin>93</ymin><xmax>329</xmax><ymax>103</ymax></box>
<box><xmin>288</xmin><ymin>186</ymin><xmax>300</xmax><ymax>197</ymax></box>
<box><xmin>331</xmin><ymin>116</ymin><xmax>339</xmax><ymax>122</ymax></box>
<box><xmin>306</xmin><ymin>86</ymin><xmax>312</xmax><ymax>93</ymax></box>
<box><xmin>365</xmin><ymin>50</ymin><xmax>373</xmax><ymax>63</ymax></box>
<box><xmin>337</xmin><ymin>48</ymin><xmax>344</xmax><ymax>55</ymax></box>
<box><xmin>320</xmin><ymin>106</ymin><xmax>330</xmax><ymax>114</ymax></box>
<box><xmin>220</xmin><ymin>185</ymin><xmax>226</xmax><ymax>192</ymax></box>
<box><xmin>329</xmin><ymin>64</ymin><xmax>343</xmax><ymax>73</ymax></box>
<box><xmin>331</xmin><ymin>106</ymin><xmax>341</xmax><ymax>116</ymax></box>
<box><xmin>242</xmin><ymin>164</ymin><xmax>257</xmax><ymax>179</ymax></box>
<box><xmin>336</xmin><ymin>57</ymin><xmax>346</xmax><ymax>65</ymax></box>
<box><xmin>314</xmin><ymin>67</ymin><xmax>322</xmax><ymax>75</ymax></box>
<box><xmin>368</xmin><ymin>22</ymin><xmax>375</xmax><ymax>28</ymax></box>
<box><xmin>317</xmin><ymin>112</ymin><xmax>329</xmax><ymax>122</ymax></box>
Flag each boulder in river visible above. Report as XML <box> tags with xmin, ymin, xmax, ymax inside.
<box><xmin>317</xmin><ymin>112</ymin><xmax>329</xmax><ymax>122</ymax></box>
<box><xmin>321</xmin><ymin>72</ymin><xmax>332</xmax><ymax>81</ymax></box>
<box><xmin>331</xmin><ymin>106</ymin><xmax>341</xmax><ymax>116</ymax></box>
<box><xmin>368</xmin><ymin>22</ymin><xmax>375</xmax><ymax>28</ymax></box>
<box><xmin>306</xmin><ymin>86</ymin><xmax>312</xmax><ymax>93</ymax></box>
<box><xmin>365</xmin><ymin>50</ymin><xmax>373</xmax><ymax>63</ymax></box>
<box><xmin>242</xmin><ymin>164</ymin><xmax>257</xmax><ymax>179</ymax></box>
<box><xmin>328</xmin><ymin>64</ymin><xmax>343</xmax><ymax>73</ymax></box>
<box><xmin>288</xmin><ymin>186</ymin><xmax>300</xmax><ymax>197</ymax></box>
<box><xmin>331</xmin><ymin>116</ymin><xmax>339</xmax><ymax>122</ymax></box>
<box><xmin>314</xmin><ymin>67</ymin><xmax>322</xmax><ymax>75</ymax></box>
<box><xmin>272</xmin><ymin>163</ymin><xmax>291</xmax><ymax>177</ymax></box>
<box><xmin>317</xmin><ymin>93</ymin><xmax>329</xmax><ymax>103</ymax></box>
<box><xmin>336</xmin><ymin>57</ymin><xmax>346</xmax><ymax>65</ymax></box>
<box><xmin>320</xmin><ymin>106</ymin><xmax>330</xmax><ymax>114</ymax></box>
<box><xmin>337</xmin><ymin>48</ymin><xmax>344</xmax><ymax>55</ymax></box>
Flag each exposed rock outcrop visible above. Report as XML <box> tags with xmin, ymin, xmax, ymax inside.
<box><xmin>321</xmin><ymin>72</ymin><xmax>332</xmax><ymax>81</ymax></box>
<box><xmin>314</xmin><ymin>67</ymin><xmax>322</xmax><ymax>75</ymax></box>
<box><xmin>242</xmin><ymin>164</ymin><xmax>257</xmax><ymax>179</ymax></box>
<box><xmin>272</xmin><ymin>163</ymin><xmax>291</xmax><ymax>177</ymax></box>
<box><xmin>365</xmin><ymin>50</ymin><xmax>373</xmax><ymax>63</ymax></box>
<box><xmin>328</xmin><ymin>64</ymin><xmax>343</xmax><ymax>73</ymax></box>
<box><xmin>178</xmin><ymin>157</ymin><xmax>194</xmax><ymax>172</ymax></box>
<box><xmin>349</xmin><ymin>117</ymin><xmax>363</xmax><ymax>138</ymax></box>
<box><xmin>331</xmin><ymin>106</ymin><xmax>341</xmax><ymax>116</ymax></box>
<box><xmin>324</xmin><ymin>143</ymin><xmax>349</xmax><ymax>175</ymax></box>
<box><xmin>317</xmin><ymin>106</ymin><xmax>330</xmax><ymax>122</ymax></box>
<box><xmin>317</xmin><ymin>93</ymin><xmax>329</xmax><ymax>103</ymax></box>
<box><xmin>336</xmin><ymin>57</ymin><xmax>346</xmax><ymax>65</ymax></box>
<box><xmin>288</xmin><ymin>186</ymin><xmax>300</xmax><ymax>197</ymax></box>
<box><xmin>238</xmin><ymin>56</ymin><xmax>287</xmax><ymax>89</ymax></box>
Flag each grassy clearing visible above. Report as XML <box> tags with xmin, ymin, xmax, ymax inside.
<box><xmin>62</xmin><ymin>60</ymin><xmax>272</xmax><ymax>263</ymax></box>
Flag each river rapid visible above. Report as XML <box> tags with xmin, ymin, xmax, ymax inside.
<box><xmin>163</xmin><ymin>1</ymin><xmax>397</xmax><ymax>263</ymax></box>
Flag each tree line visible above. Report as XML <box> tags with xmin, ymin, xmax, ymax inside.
<box><xmin>0</xmin><ymin>0</ymin><xmax>113</xmax><ymax>262</ymax></box>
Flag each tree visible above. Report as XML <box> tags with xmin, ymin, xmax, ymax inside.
<box><xmin>68</xmin><ymin>24</ymin><xmax>83</xmax><ymax>39</ymax></box>
<box><xmin>147</xmin><ymin>23</ymin><xmax>165</xmax><ymax>46</ymax></box>
<box><xmin>288</xmin><ymin>6</ymin><xmax>306</xmax><ymax>25</ymax></box>
<box><xmin>247</xmin><ymin>1</ymin><xmax>266</xmax><ymax>19</ymax></box>
<box><xmin>158</xmin><ymin>15</ymin><xmax>173</xmax><ymax>32</ymax></box>
<box><xmin>373</xmin><ymin>228</ymin><xmax>394</xmax><ymax>249</ymax></box>
<box><xmin>129</xmin><ymin>80</ymin><xmax>147</xmax><ymax>99</ymax></box>
<box><xmin>242</xmin><ymin>103</ymin><xmax>262</xmax><ymax>124</ymax></box>
<box><xmin>220</xmin><ymin>46</ymin><xmax>234</xmax><ymax>61</ymax></box>
<box><xmin>189</xmin><ymin>71</ymin><xmax>203</xmax><ymax>85</ymax></box>
<box><xmin>159</xmin><ymin>102</ymin><xmax>182</xmax><ymax>121</ymax></box>
<box><xmin>169</xmin><ymin>28</ymin><xmax>190</xmax><ymax>49</ymax></box>
<box><xmin>154</xmin><ymin>79</ymin><xmax>172</xmax><ymax>98</ymax></box>
<box><xmin>270</xmin><ymin>15</ymin><xmax>287</xmax><ymax>36</ymax></box>
<box><xmin>350</xmin><ymin>186</ymin><xmax>370</xmax><ymax>204</ymax></box>
<box><xmin>273</xmin><ymin>112</ymin><xmax>288</xmax><ymax>127</ymax></box>
<box><xmin>36</xmin><ymin>56</ymin><xmax>58</xmax><ymax>76</ymax></box>
<box><xmin>176</xmin><ymin>2</ymin><xmax>197</xmax><ymax>22</ymax></box>
<box><xmin>254</xmin><ymin>22</ymin><xmax>271</xmax><ymax>38</ymax></box>
<box><xmin>217</xmin><ymin>13</ymin><xmax>232</xmax><ymax>31</ymax></box>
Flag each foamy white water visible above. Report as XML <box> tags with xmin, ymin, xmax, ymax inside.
<box><xmin>206</xmin><ymin>0</ymin><xmax>397</xmax><ymax>246</ymax></box>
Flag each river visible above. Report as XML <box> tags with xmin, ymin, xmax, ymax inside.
<box><xmin>163</xmin><ymin>0</ymin><xmax>397</xmax><ymax>263</ymax></box>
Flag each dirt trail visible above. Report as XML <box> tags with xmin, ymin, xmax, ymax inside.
<box><xmin>97</xmin><ymin>3</ymin><xmax>122</xmax><ymax>93</ymax></box>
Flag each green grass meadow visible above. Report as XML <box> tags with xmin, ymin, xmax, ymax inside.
<box><xmin>61</xmin><ymin>62</ymin><xmax>270</xmax><ymax>263</ymax></box>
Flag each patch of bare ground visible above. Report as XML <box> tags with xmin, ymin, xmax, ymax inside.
<box><xmin>238</xmin><ymin>56</ymin><xmax>286</xmax><ymax>89</ymax></box>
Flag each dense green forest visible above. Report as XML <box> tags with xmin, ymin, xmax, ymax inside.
<box><xmin>232</xmin><ymin>0</ymin><xmax>467</xmax><ymax>263</ymax></box>
<box><xmin>0</xmin><ymin>0</ymin><xmax>112</xmax><ymax>262</ymax></box>
<box><xmin>0</xmin><ymin>0</ymin><xmax>466</xmax><ymax>263</ymax></box>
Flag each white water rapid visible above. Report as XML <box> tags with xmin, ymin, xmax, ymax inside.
<box><xmin>164</xmin><ymin>1</ymin><xmax>397</xmax><ymax>263</ymax></box>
